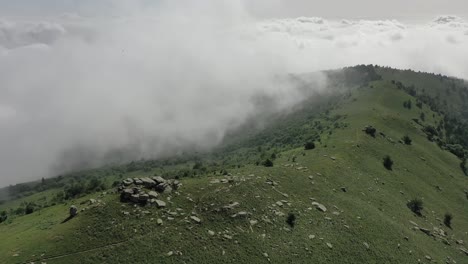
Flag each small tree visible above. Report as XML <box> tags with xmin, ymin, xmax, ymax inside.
<box><xmin>402</xmin><ymin>135</ymin><xmax>412</xmax><ymax>145</ymax></box>
<box><xmin>286</xmin><ymin>213</ymin><xmax>296</xmax><ymax>228</ymax></box>
<box><xmin>444</xmin><ymin>213</ymin><xmax>453</xmax><ymax>228</ymax></box>
<box><xmin>383</xmin><ymin>155</ymin><xmax>393</xmax><ymax>170</ymax></box>
<box><xmin>407</xmin><ymin>198</ymin><xmax>423</xmax><ymax>216</ymax></box>
<box><xmin>304</xmin><ymin>142</ymin><xmax>315</xmax><ymax>150</ymax></box>
<box><xmin>263</xmin><ymin>159</ymin><xmax>273</xmax><ymax>167</ymax></box>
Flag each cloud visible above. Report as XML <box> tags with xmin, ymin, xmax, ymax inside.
<box><xmin>0</xmin><ymin>20</ymin><xmax>66</xmax><ymax>49</ymax></box>
<box><xmin>0</xmin><ymin>2</ymin><xmax>467</xmax><ymax>186</ymax></box>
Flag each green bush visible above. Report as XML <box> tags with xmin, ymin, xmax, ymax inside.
<box><xmin>461</xmin><ymin>158</ymin><xmax>467</xmax><ymax>176</ymax></box>
<box><xmin>286</xmin><ymin>213</ymin><xmax>296</xmax><ymax>228</ymax></box>
<box><xmin>444</xmin><ymin>213</ymin><xmax>453</xmax><ymax>228</ymax></box>
<box><xmin>407</xmin><ymin>198</ymin><xmax>423</xmax><ymax>216</ymax></box>
<box><xmin>304</xmin><ymin>142</ymin><xmax>315</xmax><ymax>150</ymax></box>
<box><xmin>364</xmin><ymin>126</ymin><xmax>376</xmax><ymax>137</ymax></box>
<box><xmin>402</xmin><ymin>135</ymin><xmax>412</xmax><ymax>145</ymax></box>
<box><xmin>0</xmin><ymin>211</ymin><xmax>7</xmax><ymax>223</ymax></box>
<box><xmin>383</xmin><ymin>155</ymin><xmax>393</xmax><ymax>170</ymax></box>
<box><xmin>263</xmin><ymin>159</ymin><xmax>273</xmax><ymax>167</ymax></box>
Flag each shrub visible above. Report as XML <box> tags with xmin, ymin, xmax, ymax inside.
<box><xmin>461</xmin><ymin>158</ymin><xmax>467</xmax><ymax>176</ymax></box>
<box><xmin>364</xmin><ymin>126</ymin><xmax>376</xmax><ymax>137</ymax></box>
<box><xmin>383</xmin><ymin>155</ymin><xmax>393</xmax><ymax>170</ymax></box>
<box><xmin>286</xmin><ymin>213</ymin><xmax>296</xmax><ymax>228</ymax></box>
<box><xmin>444</xmin><ymin>213</ymin><xmax>453</xmax><ymax>228</ymax></box>
<box><xmin>25</xmin><ymin>203</ymin><xmax>34</xmax><ymax>215</ymax></box>
<box><xmin>304</xmin><ymin>142</ymin><xmax>315</xmax><ymax>150</ymax></box>
<box><xmin>0</xmin><ymin>211</ymin><xmax>7</xmax><ymax>223</ymax></box>
<box><xmin>402</xmin><ymin>135</ymin><xmax>412</xmax><ymax>145</ymax></box>
<box><xmin>263</xmin><ymin>159</ymin><xmax>273</xmax><ymax>167</ymax></box>
<box><xmin>407</xmin><ymin>198</ymin><xmax>423</xmax><ymax>216</ymax></box>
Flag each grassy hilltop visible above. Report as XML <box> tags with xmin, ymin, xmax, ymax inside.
<box><xmin>0</xmin><ymin>65</ymin><xmax>467</xmax><ymax>264</ymax></box>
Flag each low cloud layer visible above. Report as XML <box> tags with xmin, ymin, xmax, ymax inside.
<box><xmin>0</xmin><ymin>1</ymin><xmax>468</xmax><ymax>186</ymax></box>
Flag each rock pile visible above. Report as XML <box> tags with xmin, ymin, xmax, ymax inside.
<box><xmin>118</xmin><ymin>176</ymin><xmax>181</xmax><ymax>205</ymax></box>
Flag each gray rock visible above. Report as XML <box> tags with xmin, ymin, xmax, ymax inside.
<box><xmin>134</xmin><ymin>178</ymin><xmax>143</xmax><ymax>185</ymax></box>
<box><xmin>139</xmin><ymin>194</ymin><xmax>149</xmax><ymax>202</ymax></box>
<box><xmin>190</xmin><ymin>216</ymin><xmax>202</xmax><ymax>223</ymax></box>
<box><xmin>152</xmin><ymin>176</ymin><xmax>166</xmax><ymax>184</ymax></box>
<box><xmin>130</xmin><ymin>194</ymin><xmax>140</xmax><ymax>203</ymax></box>
<box><xmin>148</xmin><ymin>191</ymin><xmax>159</xmax><ymax>199</ymax></box>
<box><xmin>140</xmin><ymin>177</ymin><xmax>156</xmax><ymax>187</ymax></box>
<box><xmin>154</xmin><ymin>199</ymin><xmax>166</xmax><ymax>208</ymax></box>
<box><xmin>312</xmin><ymin>202</ymin><xmax>327</xmax><ymax>212</ymax></box>
<box><xmin>163</xmin><ymin>185</ymin><xmax>173</xmax><ymax>194</ymax></box>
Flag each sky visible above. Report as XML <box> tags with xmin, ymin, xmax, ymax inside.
<box><xmin>0</xmin><ymin>0</ymin><xmax>468</xmax><ymax>186</ymax></box>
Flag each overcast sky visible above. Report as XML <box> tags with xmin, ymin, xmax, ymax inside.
<box><xmin>0</xmin><ymin>0</ymin><xmax>467</xmax><ymax>19</ymax></box>
<box><xmin>0</xmin><ymin>0</ymin><xmax>467</xmax><ymax>187</ymax></box>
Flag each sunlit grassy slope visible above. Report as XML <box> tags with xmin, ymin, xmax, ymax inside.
<box><xmin>0</xmin><ymin>66</ymin><xmax>467</xmax><ymax>264</ymax></box>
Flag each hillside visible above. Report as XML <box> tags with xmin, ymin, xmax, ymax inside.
<box><xmin>0</xmin><ymin>66</ymin><xmax>467</xmax><ymax>264</ymax></box>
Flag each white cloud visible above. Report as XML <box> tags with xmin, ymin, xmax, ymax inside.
<box><xmin>0</xmin><ymin>2</ymin><xmax>467</xmax><ymax>186</ymax></box>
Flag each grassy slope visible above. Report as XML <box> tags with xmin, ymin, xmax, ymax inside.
<box><xmin>0</xmin><ymin>75</ymin><xmax>468</xmax><ymax>263</ymax></box>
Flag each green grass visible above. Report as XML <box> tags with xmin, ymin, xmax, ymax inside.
<box><xmin>1</xmin><ymin>67</ymin><xmax>467</xmax><ymax>263</ymax></box>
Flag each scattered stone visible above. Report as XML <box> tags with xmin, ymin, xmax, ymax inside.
<box><xmin>157</xmin><ymin>218</ymin><xmax>163</xmax><ymax>225</ymax></box>
<box><xmin>308</xmin><ymin>235</ymin><xmax>315</xmax><ymax>239</ymax></box>
<box><xmin>425</xmin><ymin>255</ymin><xmax>432</xmax><ymax>261</ymax></box>
<box><xmin>459</xmin><ymin>247</ymin><xmax>468</xmax><ymax>256</ymax></box>
<box><xmin>223</xmin><ymin>202</ymin><xmax>240</xmax><ymax>210</ymax></box>
<box><xmin>208</xmin><ymin>230</ymin><xmax>215</xmax><ymax>236</ymax></box>
<box><xmin>363</xmin><ymin>242</ymin><xmax>370</xmax><ymax>249</ymax></box>
<box><xmin>326</xmin><ymin>242</ymin><xmax>333</xmax><ymax>249</ymax></box>
<box><xmin>276</xmin><ymin>201</ymin><xmax>284</xmax><ymax>207</ymax></box>
<box><xmin>167</xmin><ymin>251</ymin><xmax>174</xmax><ymax>257</ymax></box>
<box><xmin>250</xmin><ymin>220</ymin><xmax>258</xmax><ymax>226</ymax></box>
<box><xmin>190</xmin><ymin>216</ymin><xmax>202</xmax><ymax>224</ymax></box>
<box><xmin>312</xmin><ymin>202</ymin><xmax>327</xmax><ymax>212</ymax></box>
<box><xmin>154</xmin><ymin>200</ymin><xmax>166</xmax><ymax>208</ymax></box>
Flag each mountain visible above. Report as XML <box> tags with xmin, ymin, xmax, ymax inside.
<box><xmin>0</xmin><ymin>65</ymin><xmax>467</xmax><ymax>264</ymax></box>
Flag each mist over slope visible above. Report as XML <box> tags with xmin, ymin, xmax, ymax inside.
<box><xmin>1</xmin><ymin>1</ymin><xmax>468</xmax><ymax>185</ymax></box>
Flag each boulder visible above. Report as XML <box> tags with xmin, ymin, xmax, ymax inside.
<box><xmin>163</xmin><ymin>185</ymin><xmax>173</xmax><ymax>194</ymax></box>
<box><xmin>155</xmin><ymin>183</ymin><xmax>168</xmax><ymax>193</ymax></box>
<box><xmin>134</xmin><ymin>178</ymin><xmax>143</xmax><ymax>185</ymax></box>
<box><xmin>148</xmin><ymin>191</ymin><xmax>159</xmax><ymax>199</ymax></box>
<box><xmin>120</xmin><ymin>188</ymin><xmax>133</xmax><ymax>201</ymax></box>
<box><xmin>122</xmin><ymin>179</ymin><xmax>133</xmax><ymax>186</ymax></box>
<box><xmin>140</xmin><ymin>177</ymin><xmax>156</xmax><ymax>188</ymax></box>
<box><xmin>154</xmin><ymin>200</ymin><xmax>166</xmax><ymax>208</ymax></box>
<box><xmin>139</xmin><ymin>194</ymin><xmax>149</xmax><ymax>203</ymax></box>
<box><xmin>130</xmin><ymin>194</ymin><xmax>140</xmax><ymax>203</ymax></box>
<box><xmin>152</xmin><ymin>176</ymin><xmax>166</xmax><ymax>184</ymax></box>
